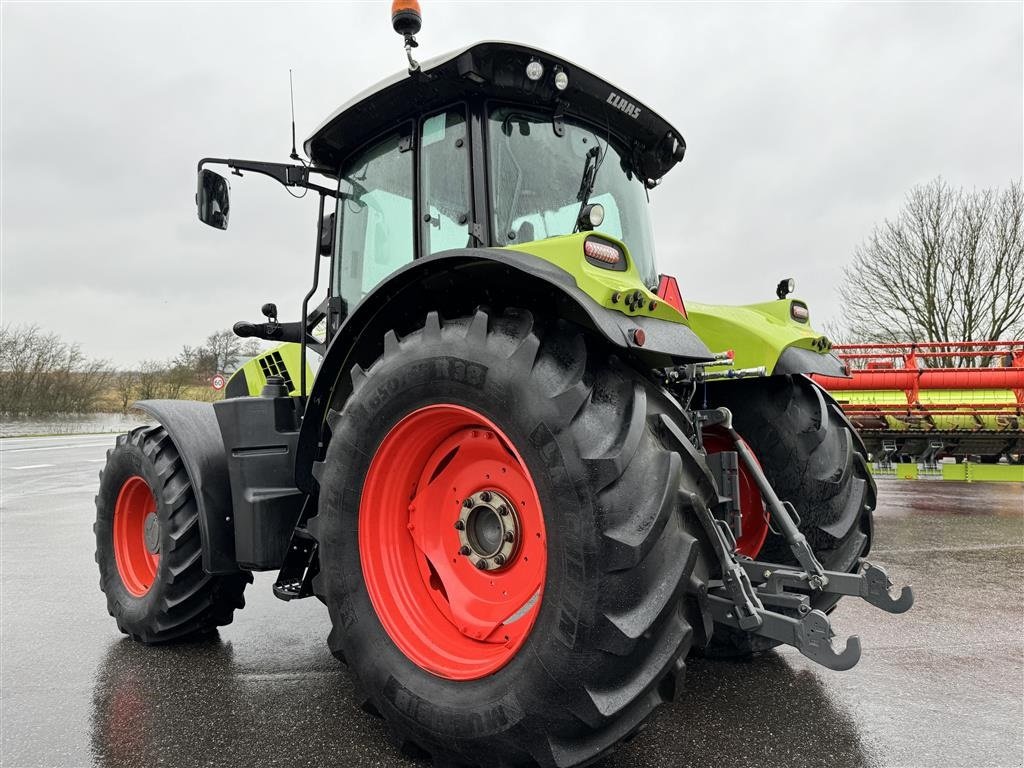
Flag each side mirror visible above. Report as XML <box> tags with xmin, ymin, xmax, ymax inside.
<box><xmin>320</xmin><ymin>211</ymin><xmax>336</xmax><ymax>256</ymax></box>
<box><xmin>197</xmin><ymin>168</ymin><xmax>230</xmax><ymax>230</ymax></box>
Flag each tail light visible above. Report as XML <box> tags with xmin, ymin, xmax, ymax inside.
<box><xmin>583</xmin><ymin>237</ymin><xmax>626</xmax><ymax>271</ymax></box>
<box><xmin>791</xmin><ymin>302</ymin><xmax>809</xmax><ymax>323</ymax></box>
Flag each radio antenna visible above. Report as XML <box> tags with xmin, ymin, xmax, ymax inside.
<box><xmin>289</xmin><ymin>69</ymin><xmax>299</xmax><ymax>161</ymax></box>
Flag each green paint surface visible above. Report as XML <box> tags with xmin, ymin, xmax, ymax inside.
<box><xmin>896</xmin><ymin>463</ymin><xmax>920</xmax><ymax>480</ymax></box>
<box><xmin>678</xmin><ymin>299</ymin><xmax>831</xmax><ymax>371</ymax></box>
<box><xmin>227</xmin><ymin>343</ymin><xmax>314</xmax><ymax>397</ymax></box>
<box><xmin>502</xmin><ymin>233</ymin><xmax>834</xmax><ymax>371</ymax></box>
<box><xmin>501</xmin><ymin>233</ymin><xmax>688</xmax><ymax>324</ymax></box>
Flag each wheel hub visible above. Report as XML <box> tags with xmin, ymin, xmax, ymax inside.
<box><xmin>112</xmin><ymin>475</ymin><xmax>160</xmax><ymax>597</ymax></box>
<box><xmin>143</xmin><ymin>512</ymin><xmax>160</xmax><ymax>554</ymax></box>
<box><xmin>704</xmin><ymin>429</ymin><xmax>769</xmax><ymax>558</ymax></box>
<box><xmin>456</xmin><ymin>490</ymin><xmax>518</xmax><ymax>570</ymax></box>
<box><xmin>358</xmin><ymin>403</ymin><xmax>547</xmax><ymax>680</ymax></box>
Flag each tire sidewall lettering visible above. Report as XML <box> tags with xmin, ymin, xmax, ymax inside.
<box><xmin>383</xmin><ymin>674</ymin><xmax>520</xmax><ymax>739</ymax></box>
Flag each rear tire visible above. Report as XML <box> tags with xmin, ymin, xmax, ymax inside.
<box><xmin>703</xmin><ymin>374</ymin><xmax>874</xmax><ymax>658</ymax></box>
<box><xmin>309</xmin><ymin>308</ymin><xmax>713</xmax><ymax>767</ymax></box>
<box><xmin>94</xmin><ymin>425</ymin><xmax>251</xmax><ymax>643</ymax></box>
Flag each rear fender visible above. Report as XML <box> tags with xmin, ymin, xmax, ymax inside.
<box><xmin>133</xmin><ymin>400</ymin><xmax>238</xmax><ymax>574</ymax></box>
<box><xmin>685</xmin><ymin>299</ymin><xmax>848</xmax><ymax>378</ymax></box>
<box><xmin>294</xmin><ymin>247</ymin><xmax>714</xmax><ymax>492</ymax></box>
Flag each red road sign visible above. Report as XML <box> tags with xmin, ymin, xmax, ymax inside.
<box><xmin>211</xmin><ymin>374</ymin><xmax>226</xmax><ymax>391</ymax></box>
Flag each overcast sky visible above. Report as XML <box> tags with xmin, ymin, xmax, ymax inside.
<box><xmin>2</xmin><ymin>1</ymin><xmax>1021</xmax><ymax>367</ymax></box>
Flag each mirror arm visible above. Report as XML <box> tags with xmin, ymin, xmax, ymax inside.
<box><xmin>197</xmin><ymin>157</ymin><xmax>339</xmax><ymax>198</ymax></box>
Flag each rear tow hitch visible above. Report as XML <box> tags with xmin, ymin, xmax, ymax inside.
<box><xmin>691</xmin><ymin>406</ymin><xmax>914</xmax><ymax>671</ymax></box>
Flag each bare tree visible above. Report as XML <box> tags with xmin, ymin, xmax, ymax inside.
<box><xmin>240</xmin><ymin>339</ymin><xmax>264</xmax><ymax>360</ymax></box>
<box><xmin>203</xmin><ymin>330</ymin><xmax>244</xmax><ymax>375</ymax></box>
<box><xmin>836</xmin><ymin>178</ymin><xmax>1024</xmax><ymax>356</ymax></box>
<box><xmin>135</xmin><ymin>360</ymin><xmax>167</xmax><ymax>401</ymax></box>
<box><xmin>116</xmin><ymin>370</ymin><xmax>137</xmax><ymax>414</ymax></box>
<box><xmin>0</xmin><ymin>324</ymin><xmax>113</xmax><ymax>415</ymax></box>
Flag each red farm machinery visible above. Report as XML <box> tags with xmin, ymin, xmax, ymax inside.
<box><xmin>815</xmin><ymin>341</ymin><xmax>1024</xmax><ymax>466</ymax></box>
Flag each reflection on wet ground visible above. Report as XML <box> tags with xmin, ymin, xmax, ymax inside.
<box><xmin>2</xmin><ymin>440</ymin><xmax>1022</xmax><ymax>768</ymax></box>
<box><xmin>86</xmin><ymin>640</ymin><xmax>877</xmax><ymax>768</ymax></box>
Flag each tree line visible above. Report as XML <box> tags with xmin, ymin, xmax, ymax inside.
<box><xmin>0</xmin><ymin>326</ymin><xmax>262</xmax><ymax>417</ymax></box>
<box><xmin>4</xmin><ymin>177</ymin><xmax>1019</xmax><ymax>415</ymax></box>
<box><xmin>835</xmin><ymin>177</ymin><xmax>1023</xmax><ymax>357</ymax></box>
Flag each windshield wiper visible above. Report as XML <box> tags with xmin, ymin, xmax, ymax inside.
<box><xmin>573</xmin><ymin>142</ymin><xmax>605</xmax><ymax>233</ymax></box>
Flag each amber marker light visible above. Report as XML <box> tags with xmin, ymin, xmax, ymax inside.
<box><xmin>391</xmin><ymin>0</ymin><xmax>422</xmax><ymax>36</ymax></box>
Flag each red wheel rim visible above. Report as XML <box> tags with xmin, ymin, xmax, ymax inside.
<box><xmin>704</xmin><ymin>429</ymin><xmax>769</xmax><ymax>558</ymax></box>
<box><xmin>113</xmin><ymin>475</ymin><xmax>159</xmax><ymax>597</ymax></box>
<box><xmin>359</xmin><ymin>404</ymin><xmax>547</xmax><ymax>681</ymax></box>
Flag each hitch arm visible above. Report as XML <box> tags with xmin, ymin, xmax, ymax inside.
<box><xmin>707</xmin><ymin>595</ymin><xmax>862</xmax><ymax>671</ymax></box>
<box><xmin>740</xmin><ymin>559</ymin><xmax>915</xmax><ymax>615</ymax></box>
<box><xmin>698</xmin><ymin>407</ymin><xmax>829</xmax><ymax>589</ymax></box>
<box><xmin>689</xmin><ymin>494</ymin><xmax>765</xmax><ymax>631</ymax></box>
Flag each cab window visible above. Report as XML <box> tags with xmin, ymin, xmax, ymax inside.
<box><xmin>487</xmin><ymin>106</ymin><xmax>658</xmax><ymax>287</ymax></box>
<box><xmin>420</xmin><ymin>109</ymin><xmax>472</xmax><ymax>254</ymax></box>
<box><xmin>334</xmin><ymin>129</ymin><xmax>414</xmax><ymax>307</ymax></box>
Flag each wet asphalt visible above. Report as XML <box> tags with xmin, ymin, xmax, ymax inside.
<box><xmin>1</xmin><ymin>435</ymin><xmax>1022</xmax><ymax>768</ymax></box>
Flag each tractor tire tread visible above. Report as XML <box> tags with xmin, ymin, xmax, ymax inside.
<box><xmin>702</xmin><ymin>374</ymin><xmax>874</xmax><ymax>658</ymax></box>
<box><xmin>95</xmin><ymin>425</ymin><xmax>251</xmax><ymax>644</ymax></box>
<box><xmin>309</xmin><ymin>307</ymin><xmax>713</xmax><ymax>768</ymax></box>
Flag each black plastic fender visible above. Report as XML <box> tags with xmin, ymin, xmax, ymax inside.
<box><xmin>133</xmin><ymin>400</ymin><xmax>238</xmax><ymax>574</ymax></box>
<box><xmin>773</xmin><ymin>345</ymin><xmax>849</xmax><ymax>378</ymax></box>
<box><xmin>295</xmin><ymin>247</ymin><xmax>714</xmax><ymax>492</ymax></box>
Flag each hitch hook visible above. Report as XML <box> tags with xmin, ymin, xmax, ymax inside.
<box><xmin>860</xmin><ymin>561</ymin><xmax>915</xmax><ymax>614</ymax></box>
<box><xmin>792</xmin><ymin>610</ymin><xmax>862</xmax><ymax>672</ymax></box>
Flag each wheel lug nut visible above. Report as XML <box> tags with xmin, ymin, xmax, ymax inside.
<box><xmin>476</xmin><ymin>559</ymin><xmax>489</xmax><ymax>570</ymax></box>
<box><xmin>459</xmin><ymin>545</ymin><xmax>471</xmax><ymax>556</ymax></box>
<box><xmin>504</xmin><ymin>531</ymin><xmax>515</xmax><ymax>543</ymax></box>
<box><xmin>454</xmin><ymin>520</ymin><xmax>465</xmax><ymax>530</ymax></box>
<box><xmin>493</xmin><ymin>554</ymin><xmax>506</xmax><ymax>566</ymax></box>
<box><xmin>498</xmin><ymin>505</ymin><xmax>509</xmax><ymax>516</ymax></box>
<box><xmin>463</xmin><ymin>498</ymin><xmax>473</xmax><ymax>508</ymax></box>
<box><xmin>480</xmin><ymin>491</ymin><xmax>492</xmax><ymax>502</ymax></box>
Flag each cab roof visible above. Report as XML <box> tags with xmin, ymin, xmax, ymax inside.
<box><xmin>304</xmin><ymin>41</ymin><xmax>686</xmax><ymax>182</ymax></box>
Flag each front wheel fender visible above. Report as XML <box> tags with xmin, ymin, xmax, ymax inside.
<box><xmin>132</xmin><ymin>400</ymin><xmax>238</xmax><ymax>574</ymax></box>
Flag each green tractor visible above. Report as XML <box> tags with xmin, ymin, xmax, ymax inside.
<box><xmin>94</xmin><ymin>6</ymin><xmax>912</xmax><ymax>766</ymax></box>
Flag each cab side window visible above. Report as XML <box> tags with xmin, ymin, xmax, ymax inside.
<box><xmin>420</xmin><ymin>109</ymin><xmax>471</xmax><ymax>255</ymax></box>
<box><xmin>335</xmin><ymin>130</ymin><xmax>414</xmax><ymax>307</ymax></box>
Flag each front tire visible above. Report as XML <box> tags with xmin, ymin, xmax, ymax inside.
<box><xmin>94</xmin><ymin>426</ymin><xmax>251</xmax><ymax>643</ymax></box>
<box><xmin>310</xmin><ymin>309</ymin><xmax>712</xmax><ymax>767</ymax></box>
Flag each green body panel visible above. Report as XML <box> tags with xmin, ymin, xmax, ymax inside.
<box><xmin>940</xmin><ymin>462</ymin><xmax>1023</xmax><ymax>482</ymax></box>
<box><xmin>684</xmin><ymin>299</ymin><xmax>833</xmax><ymax>372</ymax></box>
<box><xmin>875</xmin><ymin>462</ymin><xmax>1024</xmax><ymax>482</ymax></box>
<box><xmin>836</xmin><ymin>388</ymin><xmax>1018</xmax><ymax>432</ymax></box>
<box><xmin>502</xmin><ymin>233</ymin><xmax>688</xmax><ymax>325</ymax></box>
<box><xmin>896</xmin><ymin>464</ymin><xmax>920</xmax><ymax>480</ymax></box>
<box><xmin>502</xmin><ymin>232</ymin><xmax>835</xmax><ymax>372</ymax></box>
<box><xmin>227</xmin><ymin>343</ymin><xmax>315</xmax><ymax>397</ymax></box>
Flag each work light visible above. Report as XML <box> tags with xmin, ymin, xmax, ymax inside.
<box><xmin>776</xmin><ymin>277</ymin><xmax>795</xmax><ymax>300</ymax></box>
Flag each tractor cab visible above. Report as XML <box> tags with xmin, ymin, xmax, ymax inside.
<box><xmin>198</xmin><ymin>40</ymin><xmax>688</xmax><ymax>365</ymax></box>
<box><xmin>306</xmin><ymin>40</ymin><xmax>686</xmax><ymax>311</ymax></box>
